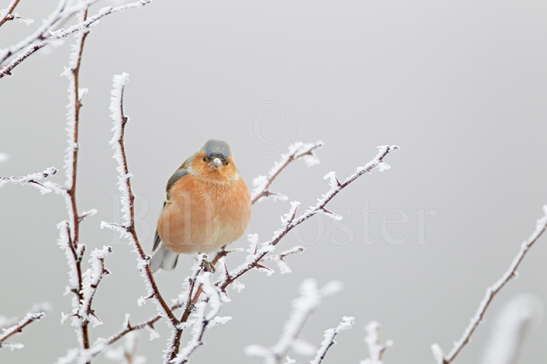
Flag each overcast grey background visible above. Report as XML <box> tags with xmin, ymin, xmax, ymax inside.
<box><xmin>1</xmin><ymin>0</ymin><xmax>547</xmax><ymax>363</ymax></box>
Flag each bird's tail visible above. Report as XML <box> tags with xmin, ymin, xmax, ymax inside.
<box><xmin>150</xmin><ymin>243</ymin><xmax>179</xmax><ymax>272</ymax></box>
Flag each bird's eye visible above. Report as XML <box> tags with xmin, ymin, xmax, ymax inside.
<box><xmin>202</xmin><ymin>157</ymin><xmax>208</xmax><ymax>162</ymax></box>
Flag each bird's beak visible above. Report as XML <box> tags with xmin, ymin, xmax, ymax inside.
<box><xmin>211</xmin><ymin>157</ymin><xmax>223</xmax><ymax>168</ymax></box>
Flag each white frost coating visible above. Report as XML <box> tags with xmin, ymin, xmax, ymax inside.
<box><xmin>231</xmin><ymin>280</ymin><xmax>245</xmax><ymax>293</ymax></box>
<box><xmin>226</xmin><ymin>145</ymin><xmax>398</xmax><ymax>291</ymax></box>
<box><xmin>0</xmin><ymin>311</ymin><xmax>46</xmax><ymax>349</ymax></box>
<box><xmin>0</xmin><ymin>315</ymin><xmax>16</xmax><ymax>329</ymax></box>
<box><xmin>323</xmin><ymin>171</ymin><xmax>339</xmax><ymax>189</ymax></box>
<box><xmin>0</xmin><ymin>152</ymin><xmax>9</xmax><ymax>163</ymax></box>
<box><xmin>270</xmin><ymin>246</ymin><xmax>305</xmax><ymax>275</ymax></box>
<box><xmin>252</xmin><ymin>141</ymin><xmax>323</xmax><ymax>203</ymax></box>
<box><xmin>55</xmin><ymin>348</ymin><xmax>79</xmax><ymax>364</ymax></box>
<box><xmin>291</xmin><ymin>339</ymin><xmax>316</xmax><ymax>356</ymax></box>
<box><xmin>245</xmin><ymin>280</ymin><xmax>342</xmax><ymax>364</ymax></box>
<box><xmin>0</xmin><ymin>166</ymin><xmax>58</xmax><ymax>193</ymax></box>
<box><xmin>0</xmin><ymin>0</ymin><xmax>152</xmax><ymax>78</ymax></box>
<box><xmin>171</xmin><ymin>270</ymin><xmax>231</xmax><ymax>364</ymax></box>
<box><xmin>109</xmin><ymin>72</ymin><xmax>131</xmax><ymax>226</ymax></box>
<box><xmin>309</xmin><ymin>316</ymin><xmax>354</xmax><ymax>364</ymax></box>
<box><xmin>480</xmin><ymin>295</ymin><xmax>542</xmax><ymax>364</ymax></box>
<box><xmin>56</xmin><ymin>220</ymin><xmax>81</xmax><ymax>334</ymax></box>
<box><xmin>431</xmin><ymin>344</ymin><xmax>444</xmax><ymax>364</ymax></box>
<box><xmin>360</xmin><ymin>321</ymin><xmax>393</xmax><ymax>364</ymax></box>
<box><xmin>106</xmin><ymin>332</ymin><xmax>146</xmax><ymax>364</ymax></box>
<box><xmin>281</xmin><ymin>201</ymin><xmax>301</xmax><ymax>226</ymax></box>
<box><xmin>433</xmin><ymin>205</ymin><xmax>547</xmax><ymax>364</ymax></box>
<box><xmin>80</xmin><ymin>208</ymin><xmax>98</xmax><ymax>220</ymax></box>
<box><xmin>377</xmin><ymin>162</ymin><xmax>391</xmax><ymax>172</ymax></box>
<box><xmin>247</xmin><ymin>233</ymin><xmax>260</xmax><ymax>255</ymax></box>
<box><xmin>4</xmin><ymin>342</ymin><xmax>24</xmax><ymax>350</ymax></box>
<box><xmin>80</xmin><ymin>246</ymin><xmax>112</xmax><ymax>327</ymax></box>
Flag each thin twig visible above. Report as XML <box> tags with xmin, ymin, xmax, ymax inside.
<box><xmin>0</xmin><ymin>0</ymin><xmax>22</xmax><ymax>28</ymax></box>
<box><xmin>0</xmin><ymin>0</ymin><xmax>151</xmax><ymax>79</ymax></box>
<box><xmin>361</xmin><ymin>321</ymin><xmax>392</xmax><ymax>364</ymax></box>
<box><xmin>309</xmin><ymin>316</ymin><xmax>354</xmax><ymax>364</ymax></box>
<box><xmin>432</xmin><ymin>206</ymin><xmax>547</xmax><ymax>364</ymax></box>
<box><xmin>221</xmin><ymin>145</ymin><xmax>399</xmax><ymax>290</ymax></box>
<box><xmin>245</xmin><ymin>280</ymin><xmax>343</xmax><ymax>364</ymax></box>
<box><xmin>61</xmin><ymin>7</ymin><xmax>92</xmax><ymax>359</ymax></box>
<box><xmin>0</xmin><ymin>312</ymin><xmax>45</xmax><ymax>348</ymax></box>
<box><xmin>104</xmin><ymin>73</ymin><xmax>178</xmax><ymax>327</ymax></box>
<box><xmin>252</xmin><ymin>141</ymin><xmax>323</xmax><ymax>204</ymax></box>
<box><xmin>0</xmin><ymin>166</ymin><xmax>58</xmax><ymax>193</ymax></box>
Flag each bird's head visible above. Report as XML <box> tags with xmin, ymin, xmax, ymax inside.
<box><xmin>191</xmin><ymin>139</ymin><xmax>238</xmax><ymax>182</ymax></box>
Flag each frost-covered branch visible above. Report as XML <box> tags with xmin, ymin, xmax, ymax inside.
<box><xmin>0</xmin><ymin>166</ymin><xmax>58</xmax><ymax>193</ymax></box>
<box><xmin>480</xmin><ymin>295</ymin><xmax>541</xmax><ymax>364</ymax></box>
<box><xmin>431</xmin><ymin>206</ymin><xmax>547</xmax><ymax>364</ymax></box>
<box><xmin>0</xmin><ymin>0</ymin><xmax>23</xmax><ymax>28</ymax></box>
<box><xmin>0</xmin><ymin>0</ymin><xmax>151</xmax><ymax>79</ymax></box>
<box><xmin>80</xmin><ymin>246</ymin><xmax>113</xmax><ymax>328</ymax></box>
<box><xmin>246</xmin><ymin>280</ymin><xmax>342</xmax><ymax>364</ymax></box>
<box><xmin>309</xmin><ymin>316</ymin><xmax>354</xmax><ymax>364</ymax></box>
<box><xmin>106</xmin><ymin>332</ymin><xmax>146</xmax><ymax>364</ymax></box>
<box><xmin>54</xmin><ymin>8</ymin><xmax>97</xmax><ymax>360</ymax></box>
<box><xmin>0</xmin><ymin>311</ymin><xmax>45</xmax><ymax>350</ymax></box>
<box><xmin>220</xmin><ymin>145</ymin><xmax>399</xmax><ymax>290</ymax></box>
<box><xmin>170</xmin><ymin>269</ymin><xmax>231</xmax><ymax>364</ymax></box>
<box><xmin>102</xmin><ymin>73</ymin><xmax>178</xmax><ymax>327</ymax></box>
<box><xmin>360</xmin><ymin>322</ymin><xmax>392</xmax><ymax>364</ymax></box>
<box><xmin>252</xmin><ymin>141</ymin><xmax>323</xmax><ymax>204</ymax></box>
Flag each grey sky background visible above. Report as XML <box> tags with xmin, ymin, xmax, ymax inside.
<box><xmin>1</xmin><ymin>0</ymin><xmax>547</xmax><ymax>363</ymax></box>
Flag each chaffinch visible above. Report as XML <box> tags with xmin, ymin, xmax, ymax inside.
<box><xmin>151</xmin><ymin>140</ymin><xmax>251</xmax><ymax>272</ymax></box>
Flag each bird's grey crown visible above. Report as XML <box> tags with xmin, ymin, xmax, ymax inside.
<box><xmin>202</xmin><ymin>139</ymin><xmax>231</xmax><ymax>159</ymax></box>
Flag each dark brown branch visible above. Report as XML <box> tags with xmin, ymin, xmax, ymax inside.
<box><xmin>0</xmin><ymin>0</ymin><xmax>151</xmax><ymax>79</ymax></box>
<box><xmin>432</xmin><ymin>207</ymin><xmax>547</xmax><ymax>364</ymax></box>
<box><xmin>108</xmin><ymin>75</ymin><xmax>179</xmax><ymax>327</ymax></box>
<box><xmin>0</xmin><ymin>312</ymin><xmax>45</xmax><ymax>348</ymax></box>
<box><xmin>62</xmin><ymin>8</ymin><xmax>92</xmax><ymax>360</ymax></box>
<box><xmin>82</xmin><ymin>247</ymin><xmax>112</xmax><ymax>326</ymax></box>
<box><xmin>0</xmin><ymin>0</ymin><xmax>23</xmax><ymax>28</ymax></box>
<box><xmin>221</xmin><ymin>145</ymin><xmax>398</xmax><ymax>290</ymax></box>
<box><xmin>252</xmin><ymin>141</ymin><xmax>323</xmax><ymax>204</ymax></box>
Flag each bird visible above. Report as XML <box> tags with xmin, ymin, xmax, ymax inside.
<box><xmin>150</xmin><ymin>139</ymin><xmax>251</xmax><ymax>272</ymax></box>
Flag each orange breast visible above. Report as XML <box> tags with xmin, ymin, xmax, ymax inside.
<box><xmin>157</xmin><ymin>174</ymin><xmax>251</xmax><ymax>254</ymax></box>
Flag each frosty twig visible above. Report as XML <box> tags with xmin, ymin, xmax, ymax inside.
<box><xmin>309</xmin><ymin>316</ymin><xmax>354</xmax><ymax>364</ymax></box>
<box><xmin>0</xmin><ymin>166</ymin><xmax>58</xmax><ymax>193</ymax></box>
<box><xmin>103</xmin><ymin>73</ymin><xmax>178</xmax><ymax>327</ymax></box>
<box><xmin>0</xmin><ymin>0</ymin><xmax>151</xmax><ymax>79</ymax></box>
<box><xmin>0</xmin><ymin>0</ymin><xmax>23</xmax><ymax>28</ymax></box>
<box><xmin>252</xmin><ymin>141</ymin><xmax>323</xmax><ymax>204</ymax></box>
<box><xmin>361</xmin><ymin>321</ymin><xmax>392</xmax><ymax>364</ymax></box>
<box><xmin>220</xmin><ymin>145</ymin><xmax>399</xmax><ymax>290</ymax></box>
<box><xmin>480</xmin><ymin>295</ymin><xmax>541</xmax><ymax>364</ymax></box>
<box><xmin>246</xmin><ymin>280</ymin><xmax>343</xmax><ymax>364</ymax></box>
<box><xmin>0</xmin><ymin>311</ymin><xmax>45</xmax><ymax>349</ymax></box>
<box><xmin>57</xmin><ymin>7</ymin><xmax>94</xmax><ymax>358</ymax></box>
<box><xmin>432</xmin><ymin>206</ymin><xmax>547</xmax><ymax>364</ymax></box>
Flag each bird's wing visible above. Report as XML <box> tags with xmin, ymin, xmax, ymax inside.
<box><xmin>152</xmin><ymin>228</ymin><xmax>162</xmax><ymax>251</ymax></box>
<box><xmin>166</xmin><ymin>167</ymin><xmax>190</xmax><ymax>196</ymax></box>
<box><xmin>153</xmin><ymin>165</ymin><xmax>191</xmax><ymax>251</ymax></box>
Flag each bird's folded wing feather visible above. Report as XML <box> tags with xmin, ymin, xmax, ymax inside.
<box><xmin>153</xmin><ymin>165</ymin><xmax>191</xmax><ymax>252</ymax></box>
